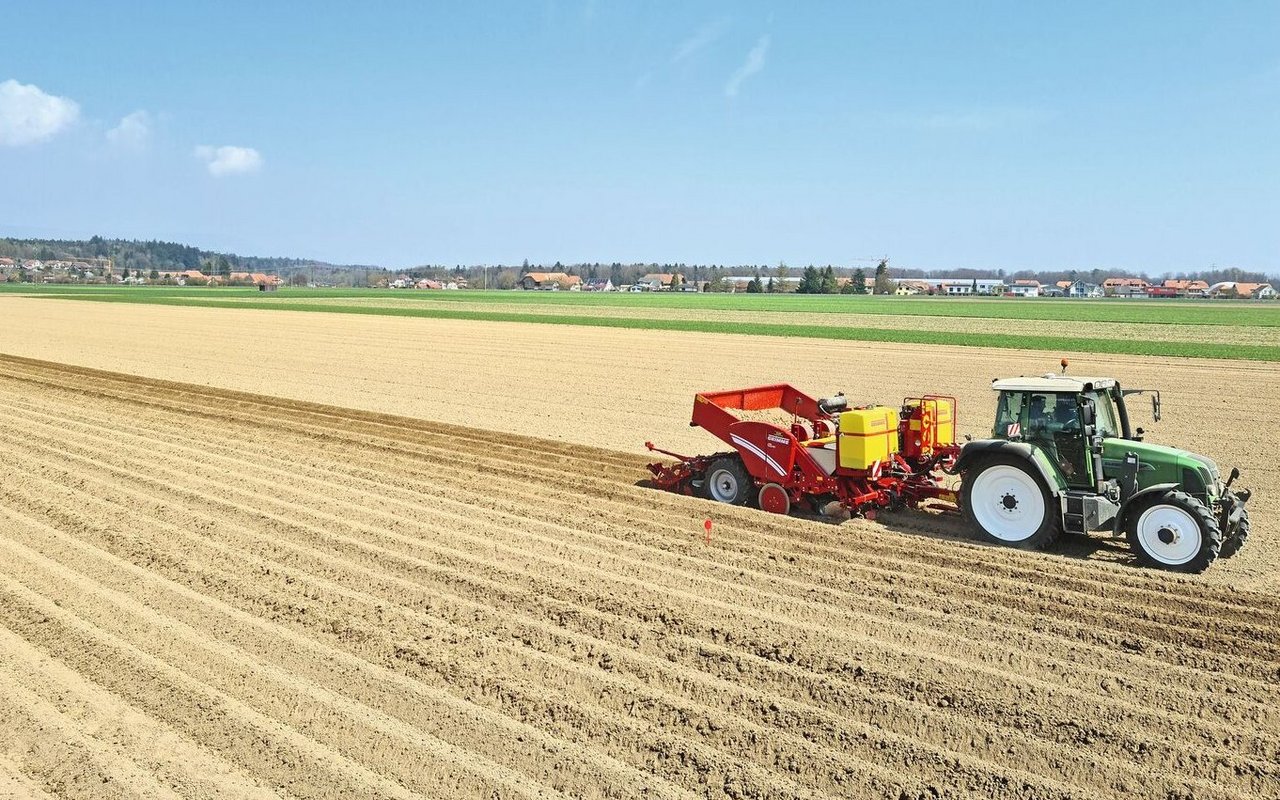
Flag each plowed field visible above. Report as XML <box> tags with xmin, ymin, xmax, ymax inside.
<box><xmin>0</xmin><ymin>298</ymin><xmax>1275</xmax><ymax>589</ymax></box>
<box><xmin>1</xmin><ymin>354</ymin><xmax>1278</xmax><ymax>799</ymax></box>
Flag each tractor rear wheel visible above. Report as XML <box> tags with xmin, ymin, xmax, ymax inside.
<box><xmin>961</xmin><ymin>455</ymin><xmax>1061</xmax><ymax>550</ymax></box>
<box><xmin>1126</xmin><ymin>490</ymin><xmax>1221</xmax><ymax>573</ymax></box>
<box><xmin>1220</xmin><ymin>508</ymin><xmax>1250</xmax><ymax>559</ymax></box>
<box><xmin>701</xmin><ymin>457</ymin><xmax>753</xmax><ymax>506</ymax></box>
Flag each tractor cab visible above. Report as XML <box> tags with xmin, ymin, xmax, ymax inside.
<box><xmin>990</xmin><ymin>375</ymin><xmax>1124</xmax><ymax>489</ymax></box>
<box><xmin>953</xmin><ymin>369</ymin><xmax>1251</xmax><ymax>573</ymax></box>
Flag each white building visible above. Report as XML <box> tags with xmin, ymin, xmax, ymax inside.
<box><xmin>915</xmin><ymin>278</ymin><xmax>1006</xmax><ymax>295</ymax></box>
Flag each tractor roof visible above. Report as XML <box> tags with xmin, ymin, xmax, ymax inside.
<box><xmin>991</xmin><ymin>374</ymin><xmax>1117</xmax><ymax>393</ymax></box>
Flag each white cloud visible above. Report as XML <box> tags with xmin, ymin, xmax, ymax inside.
<box><xmin>673</xmin><ymin>18</ymin><xmax>729</xmax><ymax>63</ymax></box>
<box><xmin>107</xmin><ymin>110</ymin><xmax>151</xmax><ymax>149</ymax></box>
<box><xmin>194</xmin><ymin>144</ymin><xmax>263</xmax><ymax>176</ymax></box>
<box><xmin>724</xmin><ymin>35</ymin><xmax>770</xmax><ymax>98</ymax></box>
<box><xmin>0</xmin><ymin>79</ymin><xmax>80</xmax><ymax>146</ymax></box>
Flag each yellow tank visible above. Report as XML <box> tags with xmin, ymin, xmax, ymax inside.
<box><xmin>905</xmin><ymin>397</ymin><xmax>956</xmax><ymax>451</ymax></box>
<box><xmin>838</xmin><ymin>407</ymin><xmax>900</xmax><ymax>470</ymax></box>
<box><xmin>933</xmin><ymin>399</ymin><xmax>955</xmax><ymax>445</ymax></box>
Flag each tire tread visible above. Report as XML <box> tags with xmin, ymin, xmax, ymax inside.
<box><xmin>960</xmin><ymin>455</ymin><xmax>1061</xmax><ymax>551</ymax></box>
<box><xmin>1125</xmin><ymin>490</ymin><xmax>1221</xmax><ymax>573</ymax></box>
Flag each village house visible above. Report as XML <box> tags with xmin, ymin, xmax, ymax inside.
<box><xmin>894</xmin><ymin>280</ymin><xmax>931</xmax><ymax>296</ymax></box>
<box><xmin>1054</xmin><ymin>279</ymin><xmax>1102</xmax><ymax>298</ymax></box>
<box><xmin>1162</xmin><ymin>279</ymin><xmax>1210</xmax><ymax>297</ymax></box>
<box><xmin>634</xmin><ymin>273</ymin><xmax>680</xmax><ymax>291</ymax></box>
<box><xmin>1007</xmin><ymin>280</ymin><xmax>1042</xmax><ymax>297</ymax></box>
<box><xmin>1102</xmin><ymin>277</ymin><xmax>1149</xmax><ymax>297</ymax></box>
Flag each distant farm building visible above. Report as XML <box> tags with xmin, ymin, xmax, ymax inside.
<box><xmin>520</xmin><ymin>272</ymin><xmax>581</xmax><ymax>290</ymax></box>
<box><xmin>918</xmin><ymin>278</ymin><xmax>1004</xmax><ymax>295</ymax></box>
<box><xmin>1208</xmin><ymin>281</ymin><xmax>1274</xmax><ymax>299</ymax></box>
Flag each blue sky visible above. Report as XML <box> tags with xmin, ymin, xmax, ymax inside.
<box><xmin>2</xmin><ymin>1</ymin><xmax>1277</xmax><ymax>273</ymax></box>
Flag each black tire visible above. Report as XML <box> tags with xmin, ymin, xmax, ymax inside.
<box><xmin>1125</xmin><ymin>490</ymin><xmax>1221</xmax><ymax>573</ymax></box>
<box><xmin>1219</xmin><ymin>507</ymin><xmax>1250</xmax><ymax>559</ymax></box>
<box><xmin>960</xmin><ymin>455</ymin><xmax>1061</xmax><ymax>550</ymax></box>
<box><xmin>700</xmin><ymin>457</ymin><xmax>753</xmax><ymax>506</ymax></box>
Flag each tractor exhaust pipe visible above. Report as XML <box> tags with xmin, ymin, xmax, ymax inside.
<box><xmin>1080</xmin><ymin>397</ymin><xmax>1107</xmax><ymax>495</ymax></box>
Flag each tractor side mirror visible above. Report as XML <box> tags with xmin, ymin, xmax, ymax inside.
<box><xmin>1134</xmin><ymin>426</ymin><xmax>1145</xmax><ymax>441</ymax></box>
<box><xmin>1152</xmin><ymin>394</ymin><xmax>1161</xmax><ymax>423</ymax></box>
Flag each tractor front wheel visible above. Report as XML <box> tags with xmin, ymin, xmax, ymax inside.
<box><xmin>961</xmin><ymin>456</ymin><xmax>1061</xmax><ymax>550</ymax></box>
<box><xmin>1127</xmin><ymin>490</ymin><xmax>1221</xmax><ymax>573</ymax></box>
<box><xmin>701</xmin><ymin>457</ymin><xmax>753</xmax><ymax>506</ymax></box>
<box><xmin>1219</xmin><ymin>507</ymin><xmax>1250</xmax><ymax>559</ymax></box>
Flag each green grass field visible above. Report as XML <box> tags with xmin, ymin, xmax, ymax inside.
<box><xmin>3</xmin><ymin>284</ymin><xmax>1278</xmax><ymax>361</ymax></box>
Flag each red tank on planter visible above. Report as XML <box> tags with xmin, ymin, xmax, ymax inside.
<box><xmin>645</xmin><ymin>383</ymin><xmax>961</xmax><ymax>518</ymax></box>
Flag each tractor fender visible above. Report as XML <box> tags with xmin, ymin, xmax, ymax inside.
<box><xmin>1112</xmin><ymin>482</ymin><xmax>1179</xmax><ymax>535</ymax></box>
<box><xmin>954</xmin><ymin>440</ymin><xmax>1065</xmax><ymax>497</ymax></box>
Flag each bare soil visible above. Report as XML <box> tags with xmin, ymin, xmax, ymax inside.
<box><xmin>0</xmin><ymin>356</ymin><xmax>1277</xmax><ymax>799</ymax></box>
<box><xmin>1</xmin><ymin>297</ymin><xmax>1274</xmax><ymax>590</ymax></box>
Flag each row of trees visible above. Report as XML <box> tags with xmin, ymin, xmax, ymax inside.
<box><xmin>4</xmin><ymin>237</ymin><xmax>1272</xmax><ymax>290</ymax></box>
<box><xmin>789</xmin><ymin>259</ymin><xmax>894</xmax><ymax>294</ymax></box>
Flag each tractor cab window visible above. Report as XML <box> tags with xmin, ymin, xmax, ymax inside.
<box><xmin>1086</xmin><ymin>390</ymin><xmax>1120</xmax><ymax>437</ymax></box>
<box><xmin>993</xmin><ymin>392</ymin><xmax>1024</xmax><ymax>438</ymax></box>
<box><xmin>1026</xmin><ymin>392</ymin><xmax>1090</xmax><ymax>487</ymax></box>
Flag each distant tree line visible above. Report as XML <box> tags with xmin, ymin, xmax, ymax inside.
<box><xmin>0</xmin><ymin>236</ymin><xmax>380</xmax><ymax>287</ymax></box>
<box><xmin>2</xmin><ymin>237</ymin><xmax>1270</xmax><ymax>291</ymax></box>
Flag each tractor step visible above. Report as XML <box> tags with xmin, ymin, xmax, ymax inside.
<box><xmin>1063</xmin><ymin>490</ymin><xmax>1120</xmax><ymax>535</ymax></box>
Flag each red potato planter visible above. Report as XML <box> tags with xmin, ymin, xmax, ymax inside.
<box><xmin>646</xmin><ymin>383</ymin><xmax>962</xmax><ymax>520</ymax></box>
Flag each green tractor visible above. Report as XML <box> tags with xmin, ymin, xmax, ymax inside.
<box><xmin>956</xmin><ymin>369</ymin><xmax>1251</xmax><ymax>572</ymax></box>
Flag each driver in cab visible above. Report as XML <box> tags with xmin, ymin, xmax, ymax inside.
<box><xmin>1027</xmin><ymin>394</ymin><xmax>1083</xmax><ymax>478</ymax></box>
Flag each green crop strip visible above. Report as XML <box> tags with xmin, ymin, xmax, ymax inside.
<box><xmin>23</xmin><ymin>291</ymin><xmax>1278</xmax><ymax>362</ymax></box>
<box><xmin>5</xmin><ymin>283</ymin><xmax>1278</xmax><ymax>326</ymax></box>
